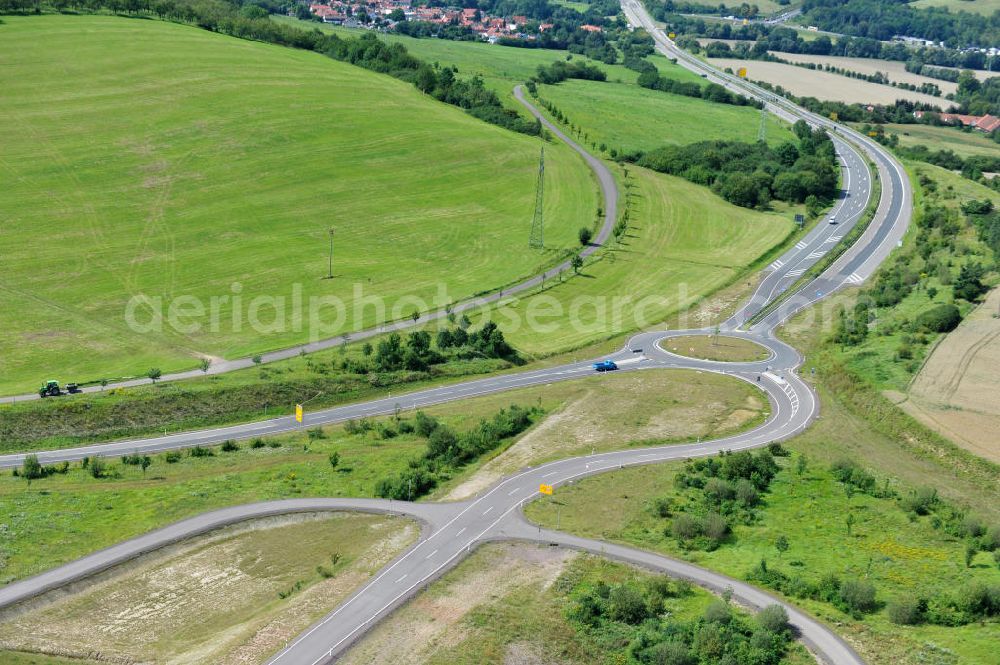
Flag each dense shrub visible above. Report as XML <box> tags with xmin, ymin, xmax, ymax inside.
<box><xmin>912</xmin><ymin>304</ymin><xmax>961</xmax><ymax>333</ymax></box>
<box><xmin>887</xmin><ymin>595</ymin><xmax>926</xmax><ymax>625</ymax></box>
<box><xmin>534</xmin><ymin>59</ymin><xmax>607</xmax><ymax>84</ymax></box>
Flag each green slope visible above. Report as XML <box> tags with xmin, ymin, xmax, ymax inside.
<box><xmin>0</xmin><ymin>15</ymin><xmax>596</xmax><ymax>393</ymax></box>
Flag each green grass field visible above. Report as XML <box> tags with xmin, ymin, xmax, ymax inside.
<box><xmin>910</xmin><ymin>0</ymin><xmax>1000</xmax><ymax>15</ymax></box>
<box><xmin>534</xmin><ymin>77</ymin><xmax>793</xmax><ymax>155</ymax></box>
<box><xmin>478</xmin><ymin>165</ymin><xmax>794</xmax><ymax>354</ymax></box>
<box><xmin>0</xmin><ymin>15</ymin><xmax>597</xmax><ymax>394</ymax></box>
<box><xmin>883</xmin><ymin>123</ymin><xmax>1000</xmax><ymax>158</ymax></box>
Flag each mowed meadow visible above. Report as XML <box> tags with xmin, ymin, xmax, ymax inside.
<box><xmin>0</xmin><ymin>15</ymin><xmax>596</xmax><ymax>393</ymax></box>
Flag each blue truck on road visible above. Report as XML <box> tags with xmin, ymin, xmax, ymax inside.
<box><xmin>593</xmin><ymin>360</ymin><xmax>618</xmax><ymax>372</ymax></box>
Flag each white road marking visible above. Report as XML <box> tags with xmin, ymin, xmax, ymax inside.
<box><xmin>482</xmin><ymin>506</ymin><xmax>494</xmax><ymax>516</ymax></box>
<box><xmin>425</xmin><ymin>549</ymin><xmax>439</xmax><ymax>559</ymax></box>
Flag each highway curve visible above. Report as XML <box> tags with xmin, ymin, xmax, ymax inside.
<box><xmin>0</xmin><ymin>6</ymin><xmax>912</xmax><ymax>664</ymax></box>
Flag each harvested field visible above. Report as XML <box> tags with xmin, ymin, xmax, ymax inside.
<box><xmin>896</xmin><ymin>287</ymin><xmax>1000</xmax><ymax>463</ymax></box>
<box><xmin>708</xmin><ymin>58</ymin><xmax>948</xmax><ymax>107</ymax></box>
<box><xmin>770</xmin><ymin>52</ymin><xmax>960</xmax><ymax>96</ymax></box>
<box><xmin>0</xmin><ymin>513</ymin><xmax>417</xmax><ymax>664</ymax></box>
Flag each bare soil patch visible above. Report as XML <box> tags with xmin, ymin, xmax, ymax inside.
<box><xmin>338</xmin><ymin>543</ymin><xmax>575</xmax><ymax>665</ymax></box>
<box><xmin>0</xmin><ymin>513</ymin><xmax>417</xmax><ymax>665</ymax></box>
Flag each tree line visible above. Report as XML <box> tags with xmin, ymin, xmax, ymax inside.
<box><xmin>800</xmin><ymin>0</ymin><xmax>1000</xmax><ymax>51</ymax></box>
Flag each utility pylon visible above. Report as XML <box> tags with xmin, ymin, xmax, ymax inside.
<box><xmin>758</xmin><ymin>107</ymin><xmax>767</xmax><ymax>143</ymax></box>
<box><xmin>529</xmin><ymin>147</ymin><xmax>545</xmax><ymax>249</ymax></box>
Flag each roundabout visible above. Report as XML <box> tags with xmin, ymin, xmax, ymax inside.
<box><xmin>660</xmin><ymin>333</ymin><xmax>773</xmax><ymax>363</ymax></box>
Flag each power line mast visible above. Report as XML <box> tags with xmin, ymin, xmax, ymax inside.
<box><xmin>529</xmin><ymin>147</ymin><xmax>545</xmax><ymax>249</ymax></box>
<box><xmin>758</xmin><ymin>107</ymin><xmax>767</xmax><ymax>143</ymax></box>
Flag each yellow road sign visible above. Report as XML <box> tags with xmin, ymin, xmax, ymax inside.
<box><xmin>737</xmin><ymin>67</ymin><xmax>747</xmax><ymax>78</ymax></box>
<box><xmin>539</xmin><ymin>483</ymin><xmax>553</xmax><ymax>495</ymax></box>
<box><xmin>667</xmin><ymin>32</ymin><xmax>675</xmax><ymax>39</ymax></box>
<box><xmin>295</xmin><ymin>404</ymin><xmax>303</xmax><ymax>423</ymax></box>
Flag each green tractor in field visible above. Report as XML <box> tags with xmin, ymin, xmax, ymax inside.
<box><xmin>38</xmin><ymin>380</ymin><xmax>82</xmax><ymax>398</ymax></box>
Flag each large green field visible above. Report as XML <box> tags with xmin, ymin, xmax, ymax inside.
<box><xmin>0</xmin><ymin>15</ymin><xmax>596</xmax><ymax>394</ymax></box>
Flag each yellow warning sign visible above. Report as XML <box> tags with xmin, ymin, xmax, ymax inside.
<box><xmin>738</xmin><ymin>67</ymin><xmax>747</xmax><ymax>78</ymax></box>
<box><xmin>539</xmin><ymin>484</ymin><xmax>554</xmax><ymax>495</ymax></box>
<box><xmin>295</xmin><ymin>404</ymin><xmax>303</xmax><ymax>423</ymax></box>
<box><xmin>667</xmin><ymin>32</ymin><xmax>675</xmax><ymax>39</ymax></box>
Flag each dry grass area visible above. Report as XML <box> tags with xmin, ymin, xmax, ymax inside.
<box><xmin>663</xmin><ymin>334</ymin><xmax>771</xmax><ymax>362</ymax></box>
<box><xmin>893</xmin><ymin>287</ymin><xmax>1000</xmax><ymax>463</ymax></box>
<box><xmin>338</xmin><ymin>543</ymin><xmax>576</xmax><ymax>665</ymax></box>
<box><xmin>708</xmin><ymin>58</ymin><xmax>947</xmax><ymax>107</ymax></box>
<box><xmin>771</xmin><ymin>52</ymin><xmax>960</xmax><ymax>96</ymax></box>
<box><xmin>0</xmin><ymin>513</ymin><xmax>418</xmax><ymax>665</ymax></box>
<box><xmin>441</xmin><ymin>369</ymin><xmax>767</xmax><ymax>500</ymax></box>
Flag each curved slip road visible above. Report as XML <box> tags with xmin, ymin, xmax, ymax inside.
<box><xmin>2</xmin><ymin>8</ymin><xmax>913</xmax><ymax>663</ymax></box>
<box><xmin>0</xmin><ymin>91</ymin><xmax>617</xmax><ymax>405</ymax></box>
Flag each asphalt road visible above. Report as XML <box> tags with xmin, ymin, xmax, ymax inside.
<box><xmin>1</xmin><ymin>8</ymin><xmax>912</xmax><ymax>664</ymax></box>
